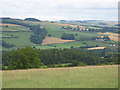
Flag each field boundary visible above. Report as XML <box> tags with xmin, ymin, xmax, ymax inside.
<box><xmin>2</xmin><ymin>65</ymin><xmax>118</xmax><ymax>72</ymax></box>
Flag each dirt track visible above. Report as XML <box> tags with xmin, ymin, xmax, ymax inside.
<box><xmin>2</xmin><ymin>65</ymin><xmax>118</xmax><ymax>72</ymax></box>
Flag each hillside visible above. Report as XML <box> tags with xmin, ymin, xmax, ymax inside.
<box><xmin>1</xmin><ymin>18</ymin><xmax>119</xmax><ymax>88</ymax></box>
<box><xmin>1</xmin><ymin>18</ymin><xmax>119</xmax><ymax>51</ymax></box>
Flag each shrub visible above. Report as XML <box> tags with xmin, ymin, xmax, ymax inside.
<box><xmin>61</xmin><ymin>33</ymin><xmax>75</xmax><ymax>40</ymax></box>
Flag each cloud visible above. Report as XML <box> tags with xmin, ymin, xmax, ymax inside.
<box><xmin>0</xmin><ymin>0</ymin><xmax>119</xmax><ymax>21</ymax></box>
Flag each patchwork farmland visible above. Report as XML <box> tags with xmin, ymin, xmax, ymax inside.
<box><xmin>1</xmin><ymin>18</ymin><xmax>119</xmax><ymax>88</ymax></box>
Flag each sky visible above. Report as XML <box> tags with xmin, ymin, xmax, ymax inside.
<box><xmin>0</xmin><ymin>0</ymin><xmax>119</xmax><ymax>21</ymax></box>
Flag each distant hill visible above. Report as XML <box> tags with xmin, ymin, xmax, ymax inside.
<box><xmin>24</xmin><ymin>18</ymin><xmax>41</xmax><ymax>22</ymax></box>
<box><xmin>58</xmin><ymin>20</ymin><xmax>117</xmax><ymax>26</ymax></box>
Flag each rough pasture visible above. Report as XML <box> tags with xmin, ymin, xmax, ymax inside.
<box><xmin>2</xmin><ymin>65</ymin><xmax>118</xmax><ymax>88</ymax></box>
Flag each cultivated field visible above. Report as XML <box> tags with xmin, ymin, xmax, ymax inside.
<box><xmin>109</xmin><ymin>36</ymin><xmax>120</xmax><ymax>42</ymax></box>
<box><xmin>0</xmin><ymin>23</ymin><xmax>24</xmax><ymax>27</ymax></box>
<box><xmin>87</xmin><ymin>47</ymin><xmax>107</xmax><ymax>50</ymax></box>
<box><xmin>98</xmin><ymin>32</ymin><xmax>120</xmax><ymax>42</ymax></box>
<box><xmin>42</xmin><ymin>36</ymin><xmax>75</xmax><ymax>45</ymax></box>
<box><xmin>2</xmin><ymin>65</ymin><xmax>118</xmax><ymax>88</ymax></box>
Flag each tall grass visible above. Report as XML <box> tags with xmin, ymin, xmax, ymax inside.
<box><xmin>2</xmin><ymin>65</ymin><xmax>118</xmax><ymax>88</ymax></box>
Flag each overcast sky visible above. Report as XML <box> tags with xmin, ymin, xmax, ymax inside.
<box><xmin>0</xmin><ymin>0</ymin><xmax>119</xmax><ymax>21</ymax></box>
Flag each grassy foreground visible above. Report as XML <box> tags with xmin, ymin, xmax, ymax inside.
<box><xmin>2</xmin><ymin>65</ymin><xmax>118</xmax><ymax>88</ymax></box>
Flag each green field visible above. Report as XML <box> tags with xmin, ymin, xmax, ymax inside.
<box><xmin>3</xmin><ymin>32</ymin><xmax>35</xmax><ymax>47</ymax></box>
<box><xmin>50</xmin><ymin>41</ymin><xmax>86</xmax><ymax>48</ymax></box>
<box><xmin>2</xmin><ymin>65</ymin><xmax>118</xmax><ymax>88</ymax></box>
<box><xmin>2</xmin><ymin>21</ymin><xmax>118</xmax><ymax>51</ymax></box>
<box><xmin>2</xmin><ymin>26</ymin><xmax>35</xmax><ymax>49</ymax></box>
<box><xmin>2</xmin><ymin>26</ymin><xmax>30</xmax><ymax>31</ymax></box>
<box><xmin>34</xmin><ymin>22</ymin><xmax>101</xmax><ymax>38</ymax></box>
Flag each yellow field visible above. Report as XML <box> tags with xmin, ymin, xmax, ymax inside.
<box><xmin>3</xmin><ymin>30</ymin><xmax>18</xmax><ymax>31</ymax></box>
<box><xmin>51</xmin><ymin>23</ymin><xmax>85</xmax><ymax>28</ymax></box>
<box><xmin>0</xmin><ymin>23</ymin><xmax>24</xmax><ymax>27</ymax></box>
<box><xmin>42</xmin><ymin>36</ymin><xmax>75</xmax><ymax>45</ymax></box>
<box><xmin>87</xmin><ymin>47</ymin><xmax>107</xmax><ymax>50</ymax></box>
<box><xmin>98</xmin><ymin>32</ymin><xmax>120</xmax><ymax>42</ymax></box>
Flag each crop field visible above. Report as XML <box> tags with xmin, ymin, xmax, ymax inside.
<box><xmin>2</xmin><ymin>65</ymin><xmax>118</xmax><ymax>88</ymax></box>
<box><xmin>0</xmin><ymin>23</ymin><xmax>24</xmax><ymax>27</ymax></box>
<box><xmin>42</xmin><ymin>36</ymin><xmax>75</xmax><ymax>45</ymax></box>
<box><xmin>87</xmin><ymin>47</ymin><xmax>106</xmax><ymax>50</ymax></box>
<box><xmin>109</xmin><ymin>36</ymin><xmax>120</xmax><ymax>42</ymax></box>
<box><xmin>98</xmin><ymin>32</ymin><xmax>120</xmax><ymax>42</ymax></box>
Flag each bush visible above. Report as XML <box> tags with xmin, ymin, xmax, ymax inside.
<box><xmin>2</xmin><ymin>40</ymin><xmax>15</xmax><ymax>48</ymax></box>
<box><xmin>61</xmin><ymin>33</ymin><xmax>75</xmax><ymax>40</ymax></box>
<box><xmin>70</xmin><ymin>60</ymin><xmax>86</xmax><ymax>67</ymax></box>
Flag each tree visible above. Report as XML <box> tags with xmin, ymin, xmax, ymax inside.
<box><xmin>48</xmin><ymin>34</ymin><xmax>52</xmax><ymax>37</ymax></box>
<box><xmin>77</xmin><ymin>26</ymin><xmax>80</xmax><ymax>30</ymax></box>
<box><xmin>2</xmin><ymin>40</ymin><xmax>15</xmax><ymax>48</ymax></box>
<box><xmin>9</xmin><ymin>47</ymin><xmax>43</xmax><ymax>69</ymax></box>
<box><xmin>5</xmin><ymin>25</ymin><xmax>8</xmax><ymax>28</ymax></box>
<box><xmin>103</xmin><ymin>36</ymin><xmax>110</xmax><ymax>41</ymax></box>
<box><xmin>61</xmin><ymin>33</ymin><xmax>75</xmax><ymax>40</ymax></box>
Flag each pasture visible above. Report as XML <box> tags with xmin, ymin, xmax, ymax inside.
<box><xmin>2</xmin><ymin>25</ymin><xmax>35</xmax><ymax>50</ymax></box>
<box><xmin>3</xmin><ymin>32</ymin><xmax>35</xmax><ymax>47</ymax></box>
<box><xmin>2</xmin><ymin>65</ymin><xmax>118</xmax><ymax>88</ymax></box>
<box><xmin>2</xmin><ymin>26</ymin><xmax>30</xmax><ymax>32</ymax></box>
<box><xmin>26</xmin><ymin>21</ymin><xmax>101</xmax><ymax>38</ymax></box>
<box><xmin>50</xmin><ymin>41</ymin><xmax>86</xmax><ymax>48</ymax></box>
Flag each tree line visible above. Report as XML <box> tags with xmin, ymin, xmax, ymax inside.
<box><xmin>61</xmin><ymin>25</ymin><xmax>119</xmax><ymax>33</ymax></box>
<box><xmin>29</xmin><ymin>25</ymin><xmax>47</xmax><ymax>44</ymax></box>
<box><xmin>2</xmin><ymin>47</ymin><xmax>119</xmax><ymax>70</ymax></box>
